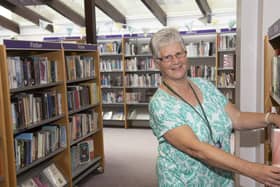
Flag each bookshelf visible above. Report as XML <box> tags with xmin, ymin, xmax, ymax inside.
<box><xmin>98</xmin><ymin>37</ymin><xmax>126</xmax><ymax>127</ymax></box>
<box><xmin>216</xmin><ymin>32</ymin><xmax>237</xmax><ymax>104</ymax></box>
<box><xmin>264</xmin><ymin>18</ymin><xmax>280</xmax><ymax>170</ymax></box>
<box><xmin>0</xmin><ymin>56</ymin><xmax>9</xmax><ymax>187</ymax></box>
<box><xmin>0</xmin><ymin>40</ymin><xmax>104</xmax><ymax>187</ymax></box>
<box><xmin>63</xmin><ymin>43</ymin><xmax>104</xmax><ymax>185</ymax></box>
<box><xmin>124</xmin><ymin>35</ymin><xmax>160</xmax><ymax>128</ymax></box>
<box><xmin>181</xmin><ymin>31</ymin><xmax>217</xmax><ymax>83</ymax></box>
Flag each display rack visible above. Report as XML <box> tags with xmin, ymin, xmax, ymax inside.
<box><xmin>0</xmin><ymin>40</ymin><xmax>104</xmax><ymax>187</ymax></box>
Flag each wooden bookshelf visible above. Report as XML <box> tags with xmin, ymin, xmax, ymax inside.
<box><xmin>98</xmin><ymin>37</ymin><xmax>126</xmax><ymax>127</ymax></box>
<box><xmin>62</xmin><ymin>42</ymin><xmax>105</xmax><ymax>183</ymax></box>
<box><xmin>123</xmin><ymin>35</ymin><xmax>159</xmax><ymax>128</ymax></box>
<box><xmin>0</xmin><ymin>40</ymin><xmax>104</xmax><ymax>186</ymax></box>
<box><xmin>264</xmin><ymin>35</ymin><xmax>277</xmax><ymax>168</ymax></box>
<box><xmin>0</xmin><ymin>53</ymin><xmax>9</xmax><ymax>187</ymax></box>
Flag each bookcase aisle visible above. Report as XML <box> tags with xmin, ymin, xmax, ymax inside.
<box><xmin>0</xmin><ymin>40</ymin><xmax>104</xmax><ymax>187</ymax></box>
<box><xmin>96</xmin><ymin>29</ymin><xmax>237</xmax><ymax>128</ymax></box>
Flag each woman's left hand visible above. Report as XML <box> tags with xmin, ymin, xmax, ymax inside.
<box><xmin>269</xmin><ymin>113</ymin><xmax>280</xmax><ymax>127</ymax></box>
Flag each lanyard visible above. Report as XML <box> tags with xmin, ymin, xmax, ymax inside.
<box><xmin>162</xmin><ymin>80</ymin><xmax>222</xmax><ymax>148</ymax></box>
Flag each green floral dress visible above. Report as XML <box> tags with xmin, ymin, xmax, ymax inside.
<box><xmin>149</xmin><ymin>78</ymin><xmax>234</xmax><ymax>187</ymax></box>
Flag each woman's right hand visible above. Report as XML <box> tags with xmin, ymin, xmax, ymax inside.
<box><xmin>248</xmin><ymin>163</ymin><xmax>280</xmax><ymax>186</ymax></box>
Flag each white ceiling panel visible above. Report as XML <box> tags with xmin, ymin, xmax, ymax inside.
<box><xmin>156</xmin><ymin>0</ymin><xmax>201</xmax><ymax>17</ymax></box>
<box><xmin>0</xmin><ymin>0</ymin><xmax>237</xmax><ymax>36</ymax></box>
<box><xmin>107</xmin><ymin>0</ymin><xmax>154</xmax><ymax>19</ymax></box>
<box><xmin>27</xmin><ymin>5</ymin><xmax>72</xmax><ymax>24</ymax></box>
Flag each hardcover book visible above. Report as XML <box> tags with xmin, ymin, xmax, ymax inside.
<box><xmin>42</xmin><ymin>163</ymin><xmax>67</xmax><ymax>187</ymax></box>
<box><xmin>78</xmin><ymin>141</ymin><xmax>90</xmax><ymax>164</ymax></box>
<box><xmin>222</xmin><ymin>53</ymin><xmax>234</xmax><ymax>69</ymax></box>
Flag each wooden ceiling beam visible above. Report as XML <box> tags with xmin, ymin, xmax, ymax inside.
<box><xmin>43</xmin><ymin>0</ymin><xmax>85</xmax><ymax>27</ymax></box>
<box><xmin>0</xmin><ymin>0</ymin><xmax>54</xmax><ymax>32</ymax></box>
<box><xmin>95</xmin><ymin>0</ymin><xmax>126</xmax><ymax>24</ymax></box>
<box><xmin>140</xmin><ymin>0</ymin><xmax>166</xmax><ymax>26</ymax></box>
<box><xmin>5</xmin><ymin>0</ymin><xmax>44</xmax><ymax>6</ymax></box>
<box><xmin>0</xmin><ymin>15</ymin><xmax>20</xmax><ymax>33</ymax></box>
<box><xmin>84</xmin><ymin>0</ymin><xmax>96</xmax><ymax>44</ymax></box>
<box><xmin>195</xmin><ymin>0</ymin><xmax>212</xmax><ymax>23</ymax></box>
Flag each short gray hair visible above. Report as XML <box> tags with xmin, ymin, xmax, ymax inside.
<box><xmin>149</xmin><ymin>28</ymin><xmax>185</xmax><ymax>59</ymax></box>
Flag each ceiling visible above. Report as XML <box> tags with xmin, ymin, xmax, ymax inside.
<box><xmin>0</xmin><ymin>0</ymin><xmax>236</xmax><ymax>39</ymax></box>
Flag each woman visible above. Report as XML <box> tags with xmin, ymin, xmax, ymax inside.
<box><xmin>148</xmin><ymin>27</ymin><xmax>280</xmax><ymax>186</ymax></box>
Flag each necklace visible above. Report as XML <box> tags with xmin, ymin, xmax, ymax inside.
<box><xmin>162</xmin><ymin>80</ymin><xmax>222</xmax><ymax>149</ymax></box>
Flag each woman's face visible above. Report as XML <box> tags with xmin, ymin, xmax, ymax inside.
<box><xmin>157</xmin><ymin>42</ymin><xmax>188</xmax><ymax>82</ymax></box>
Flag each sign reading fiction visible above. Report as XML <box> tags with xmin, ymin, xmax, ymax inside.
<box><xmin>30</xmin><ymin>42</ymin><xmax>43</xmax><ymax>49</ymax></box>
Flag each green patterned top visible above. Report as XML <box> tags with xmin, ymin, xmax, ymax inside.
<box><xmin>149</xmin><ymin>78</ymin><xmax>234</xmax><ymax>187</ymax></box>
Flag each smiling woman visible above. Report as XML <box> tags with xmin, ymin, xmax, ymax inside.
<box><xmin>148</xmin><ymin>27</ymin><xmax>280</xmax><ymax>186</ymax></box>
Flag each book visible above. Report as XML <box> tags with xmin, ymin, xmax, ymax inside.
<box><xmin>103</xmin><ymin>111</ymin><xmax>113</xmax><ymax>120</ymax></box>
<box><xmin>222</xmin><ymin>53</ymin><xmax>234</xmax><ymax>69</ymax></box>
<box><xmin>42</xmin><ymin>163</ymin><xmax>67</xmax><ymax>187</ymax></box>
<box><xmin>78</xmin><ymin>141</ymin><xmax>90</xmax><ymax>164</ymax></box>
<box><xmin>20</xmin><ymin>178</ymin><xmax>38</xmax><ymax>187</ymax></box>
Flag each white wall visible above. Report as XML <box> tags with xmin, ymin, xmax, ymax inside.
<box><xmin>238</xmin><ymin>0</ymin><xmax>262</xmax><ymax>186</ymax></box>
<box><xmin>238</xmin><ymin>0</ymin><xmax>280</xmax><ymax>187</ymax></box>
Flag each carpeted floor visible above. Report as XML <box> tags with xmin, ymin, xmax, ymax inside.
<box><xmin>78</xmin><ymin>127</ymin><xmax>158</xmax><ymax>187</ymax></box>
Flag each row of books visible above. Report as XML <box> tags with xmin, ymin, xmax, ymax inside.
<box><xmin>125</xmin><ymin>57</ymin><xmax>157</xmax><ymax>71</ymax></box>
<box><xmin>125</xmin><ymin>73</ymin><xmax>161</xmax><ymax>87</ymax></box>
<box><xmin>217</xmin><ymin>72</ymin><xmax>235</xmax><ymax>88</ymax></box>
<box><xmin>128</xmin><ymin>108</ymin><xmax>149</xmax><ymax>120</ymax></box>
<box><xmin>69</xmin><ymin>110</ymin><xmax>98</xmax><ymax>141</ymax></box>
<box><xmin>71</xmin><ymin>139</ymin><xmax>95</xmax><ymax>171</ymax></box>
<box><xmin>19</xmin><ymin>163</ymin><xmax>67</xmax><ymax>187</ymax></box>
<box><xmin>101</xmin><ymin>74</ymin><xmax>123</xmax><ymax>87</ymax></box>
<box><xmin>11</xmin><ymin>91</ymin><xmax>62</xmax><ymax>130</ymax></box>
<box><xmin>7</xmin><ymin>56</ymin><xmax>58</xmax><ymax>89</ymax></box>
<box><xmin>67</xmin><ymin>83</ymin><xmax>99</xmax><ymax>112</ymax></box>
<box><xmin>125</xmin><ymin>41</ymin><xmax>137</xmax><ymax>56</ymax></box>
<box><xmin>272</xmin><ymin>56</ymin><xmax>280</xmax><ymax>97</ymax></box>
<box><xmin>126</xmin><ymin>91</ymin><xmax>153</xmax><ymax>104</ymax></box>
<box><xmin>102</xmin><ymin>91</ymin><xmax>123</xmax><ymax>104</ymax></box>
<box><xmin>102</xmin><ymin>109</ymin><xmax>150</xmax><ymax>120</ymax></box>
<box><xmin>103</xmin><ymin>110</ymin><xmax>124</xmax><ymax>120</ymax></box>
<box><xmin>65</xmin><ymin>55</ymin><xmax>95</xmax><ymax>81</ymax></box>
<box><xmin>187</xmin><ymin>65</ymin><xmax>216</xmax><ymax>81</ymax></box>
<box><xmin>185</xmin><ymin>41</ymin><xmax>215</xmax><ymax>57</ymax></box>
<box><xmin>220</xmin><ymin>89</ymin><xmax>234</xmax><ymax>101</ymax></box>
<box><xmin>218</xmin><ymin>34</ymin><xmax>236</xmax><ymax>50</ymax></box>
<box><xmin>14</xmin><ymin>125</ymin><xmax>66</xmax><ymax>170</ymax></box>
<box><xmin>98</xmin><ymin>41</ymin><xmax>122</xmax><ymax>54</ymax></box>
<box><xmin>100</xmin><ymin>59</ymin><xmax>123</xmax><ymax>72</ymax></box>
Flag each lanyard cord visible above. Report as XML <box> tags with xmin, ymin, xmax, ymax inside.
<box><xmin>162</xmin><ymin>80</ymin><xmax>221</xmax><ymax>148</ymax></box>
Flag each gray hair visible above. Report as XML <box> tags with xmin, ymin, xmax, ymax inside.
<box><xmin>149</xmin><ymin>27</ymin><xmax>185</xmax><ymax>59</ymax></box>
